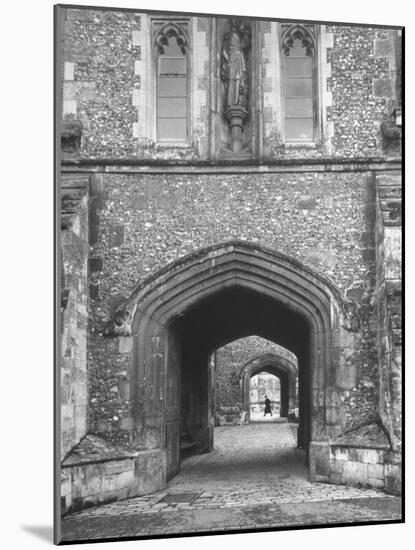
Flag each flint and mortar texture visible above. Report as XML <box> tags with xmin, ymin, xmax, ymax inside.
<box><xmin>327</xmin><ymin>26</ymin><xmax>393</xmax><ymax>157</ymax></box>
<box><xmin>61</xmin><ymin>10</ymin><xmax>399</xmax><ymax>160</ymax></box>
<box><xmin>86</xmin><ymin>171</ymin><xmax>378</xmax><ymax>442</ymax></box>
<box><xmin>63</xmin><ymin>9</ymin><xmax>142</xmax><ymax>158</ymax></box>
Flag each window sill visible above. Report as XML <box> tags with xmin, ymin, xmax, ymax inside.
<box><xmin>284</xmin><ymin>141</ymin><xmax>319</xmax><ymax>148</ymax></box>
<box><xmin>155</xmin><ymin>141</ymin><xmax>193</xmax><ymax>149</ymax></box>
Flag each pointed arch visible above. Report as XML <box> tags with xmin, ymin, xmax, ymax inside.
<box><xmin>280</xmin><ymin>23</ymin><xmax>318</xmax><ymax>142</ymax></box>
<box><xmin>107</xmin><ymin>240</ymin><xmax>343</xmax><ymax>337</ymax></box>
<box><xmin>153</xmin><ymin>21</ymin><xmax>189</xmax><ymax>55</ymax></box>
<box><xmin>281</xmin><ymin>24</ymin><xmax>316</xmax><ymax>56</ymax></box>
<box><xmin>240</xmin><ymin>352</ymin><xmax>298</xmax><ymax>419</ymax></box>
<box><xmin>105</xmin><ymin>240</ymin><xmax>353</xmax><ymax>484</ymax></box>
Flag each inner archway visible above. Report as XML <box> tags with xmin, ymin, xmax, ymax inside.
<box><xmin>240</xmin><ymin>351</ymin><xmax>298</xmax><ymax>423</ymax></box>
<box><xmin>113</xmin><ymin>241</ymin><xmax>345</xmax><ymax>486</ymax></box>
<box><xmin>213</xmin><ymin>336</ymin><xmax>298</xmax><ymax>426</ymax></box>
<box><xmin>174</xmin><ymin>284</ymin><xmax>311</xmax><ymax>473</ymax></box>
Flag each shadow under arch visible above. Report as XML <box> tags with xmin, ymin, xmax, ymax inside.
<box><xmin>240</xmin><ymin>352</ymin><xmax>298</xmax><ymax>420</ymax></box>
<box><xmin>108</xmin><ymin>240</ymin><xmax>348</xmax><ymax>486</ymax></box>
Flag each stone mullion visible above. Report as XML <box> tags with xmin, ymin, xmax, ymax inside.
<box><xmin>132</xmin><ymin>15</ymin><xmax>150</xmax><ymax>146</ymax></box>
<box><xmin>262</xmin><ymin>21</ymin><xmax>280</xmax><ymax>157</ymax></box>
<box><xmin>319</xmin><ymin>25</ymin><xmax>334</xmax><ymax>154</ymax></box>
<box><xmin>192</xmin><ymin>17</ymin><xmax>209</xmax><ymax>157</ymax></box>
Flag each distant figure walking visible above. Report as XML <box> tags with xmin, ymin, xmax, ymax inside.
<box><xmin>263</xmin><ymin>395</ymin><xmax>273</xmax><ymax>416</ymax></box>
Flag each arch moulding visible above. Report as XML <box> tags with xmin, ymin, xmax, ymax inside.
<box><xmin>106</xmin><ymin>240</ymin><xmax>346</xmax><ymax>337</ymax></box>
<box><xmin>104</xmin><ymin>240</ymin><xmax>358</xmax><ymax>485</ymax></box>
<box><xmin>239</xmin><ymin>352</ymin><xmax>298</xmax><ymax>419</ymax></box>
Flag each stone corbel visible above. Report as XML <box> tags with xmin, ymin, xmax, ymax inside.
<box><xmin>104</xmin><ymin>308</ymin><xmax>133</xmax><ymax>336</ymax></box>
<box><xmin>61</xmin><ymin>288</ymin><xmax>70</xmax><ymax>311</ymax></box>
<box><xmin>61</xmin><ymin>119</ymin><xmax>83</xmax><ymax>153</ymax></box>
<box><xmin>224</xmin><ymin>106</ymin><xmax>249</xmax><ymax>154</ymax></box>
<box><xmin>341</xmin><ymin>301</ymin><xmax>361</xmax><ymax>332</ymax></box>
<box><xmin>229</xmin><ymin>370</ymin><xmax>240</xmax><ymax>386</ymax></box>
<box><xmin>380</xmin><ymin>108</ymin><xmax>402</xmax><ymax>155</ymax></box>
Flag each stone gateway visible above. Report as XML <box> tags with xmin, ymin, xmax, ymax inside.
<box><xmin>57</xmin><ymin>7</ymin><xmax>402</xmax><ymax>518</ymax></box>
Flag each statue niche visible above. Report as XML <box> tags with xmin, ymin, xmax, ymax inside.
<box><xmin>220</xmin><ymin>19</ymin><xmax>251</xmax><ymax>155</ymax></box>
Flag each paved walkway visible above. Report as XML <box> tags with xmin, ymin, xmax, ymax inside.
<box><xmin>61</xmin><ymin>422</ymin><xmax>401</xmax><ymax>542</ymax></box>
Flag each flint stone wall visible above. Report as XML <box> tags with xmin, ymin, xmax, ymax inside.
<box><xmin>60</xmin><ymin>9</ymin><xmax>399</xmax><ymax>160</ymax></box>
<box><xmin>85</xmin><ymin>170</ymin><xmax>378</xmax><ymax>447</ymax></box>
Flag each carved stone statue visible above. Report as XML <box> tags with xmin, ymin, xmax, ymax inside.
<box><xmin>220</xmin><ymin>19</ymin><xmax>250</xmax><ymax>109</ymax></box>
<box><xmin>220</xmin><ymin>19</ymin><xmax>251</xmax><ymax>154</ymax></box>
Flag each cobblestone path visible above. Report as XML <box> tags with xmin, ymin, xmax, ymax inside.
<box><xmin>61</xmin><ymin>422</ymin><xmax>402</xmax><ymax>542</ymax></box>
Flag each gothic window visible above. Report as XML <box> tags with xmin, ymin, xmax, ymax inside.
<box><xmin>281</xmin><ymin>24</ymin><xmax>317</xmax><ymax>142</ymax></box>
<box><xmin>154</xmin><ymin>22</ymin><xmax>189</xmax><ymax>142</ymax></box>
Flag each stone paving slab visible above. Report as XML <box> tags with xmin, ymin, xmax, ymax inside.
<box><xmin>61</xmin><ymin>423</ymin><xmax>402</xmax><ymax>542</ymax></box>
<box><xmin>61</xmin><ymin>497</ymin><xmax>402</xmax><ymax>542</ymax></box>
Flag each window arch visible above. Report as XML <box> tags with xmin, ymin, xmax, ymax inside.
<box><xmin>281</xmin><ymin>24</ymin><xmax>317</xmax><ymax>142</ymax></box>
<box><xmin>153</xmin><ymin>22</ymin><xmax>189</xmax><ymax>142</ymax></box>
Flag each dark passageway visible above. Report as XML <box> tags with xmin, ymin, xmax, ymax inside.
<box><xmin>173</xmin><ymin>286</ymin><xmax>311</xmax><ymax>479</ymax></box>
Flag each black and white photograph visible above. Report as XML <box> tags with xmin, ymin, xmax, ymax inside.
<box><xmin>52</xmin><ymin>0</ymin><xmax>403</xmax><ymax>544</ymax></box>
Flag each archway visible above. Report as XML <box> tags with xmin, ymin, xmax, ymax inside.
<box><xmin>107</xmin><ymin>241</ymin><xmax>346</xmax><ymax>485</ymax></box>
<box><xmin>240</xmin><ymin>352</ymin><xmax>298</xmax><ymax>421</ymax></box>
<box><xmin>249</xmin><ymin>371</ymin><xmax>281</xmax><ymax>419</ymax></box>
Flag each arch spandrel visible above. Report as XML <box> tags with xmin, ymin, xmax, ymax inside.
<box><xmin>104</xmin><ymin>241</ymin><xmax>347</xmax><ymax>338</ymax></box>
